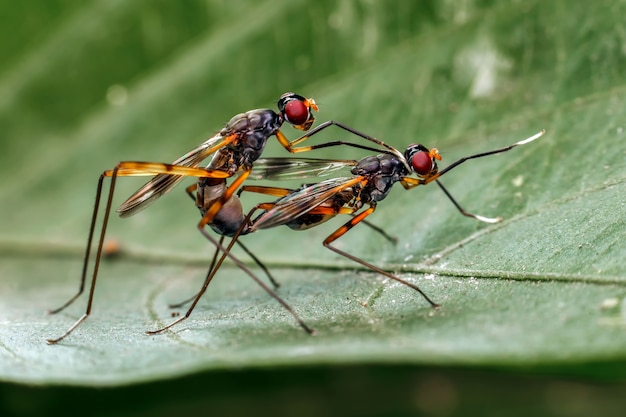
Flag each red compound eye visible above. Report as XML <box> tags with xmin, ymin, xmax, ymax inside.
<box><xmin>284</xmin><ymin>99</ymin><xmax>309</xmax><ymax>125</ymax></box>
<box><xmin>411</xmin><ymin>151</ymin><xmax>433</xmax><ymax>176</ymax></box>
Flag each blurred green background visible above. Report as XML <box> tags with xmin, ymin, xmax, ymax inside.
<box><xmin>1</xmin><ymin>0</ymin><xmax>625</xmax><ymax>416</ymax></box>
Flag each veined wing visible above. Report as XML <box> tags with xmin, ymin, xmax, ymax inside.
<box><xmin>117</xmin><ymin>132</ymin><xmax>235</xmax><ymax>218</ymax></box>
<box><xmin>250</xmin><ymin>176</ymin><xmax>365</xmax><ymax>231</ymax></box>
<box><xmin>250</xmin><ymin>157</ymin><xmax>357</xmax><ymax>181</ymax></box>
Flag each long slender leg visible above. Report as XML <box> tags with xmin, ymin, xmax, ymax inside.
<box><xmin>46</xmin><ymin>167</ymin><xmax>122</xmax><ymax>344</ymax></box>
<box><xmin>185</xmin><ymin>183</ymin><xmax>198</xmax><ymax>201</ymax></box>
<box><xmin>149</xmin><ymin>175</ymin><xmax>314</xmax><ymax>334</ymax></box>
<box><xmin>355</xmin><ymin>216</ymin><xmax>398</xmax><ymax>245</ymax></box>
<box><xmin>52</xmin><ymin>164</ymin><xmax>203</xmax><ymax>312</ymax></box>
<box><xmin>163</xmin><ymin>170</ymin><xmax>254</xmax><ymax>313</ymax></box>
<box><xmin>275</xmin><ymin>121</ymin><xmax>401</xmax><ymax>155</ymax></box>
<box><xmin>179</xmin><ymin>169</ymin><xmax>259</xmax><ymax>298</ymax></box>
<box><xmin>110</xmin><ymin>161</ymin><xmax>231</xmax><ymax>178</ymax></box>
<box><xmin>323</xmin><ymin>206</ymin><xmax>440</xmax><ymax>308</ymax></box>
<box><xmin>46</xmin><ymin>163</ymin><xmax>233</xmax><ymax>344</ymax></box>
<box><xmin>167</xmin><ymin>183</ymin><xmax>224</xmax><ymax>309</ymax></box>
<box><xmin>47</xmin><ymin>174</ymin><xmax>106</xmax><ymax>317</ymax></box>
<box><xmin>402</xmin><ymin>177</ymin><xmax>501</xmax><ymax>224</ymax></box>
<box><xmin>172</xmin><ymin>183</ymin><xmax>281</xmax><ymax>307</ymax></box>
<box><xmin>235</xmin><ymin>240</ymin><xmax>280</xmax><ymax>288</ymax></box>
<box><xmin>239</xmin><ymin>185</ymin><xmax>293</xmax><ymax>198</ymax></box>
<box><xmin>167</xmin><ymin>235</ymin><xmax>226</xmax><ymax>309</ymax></box>
<box><xmin>146</xmin><ymin>218</ymin><xmax>314</xmax><ymax>335</ymax></box>
<box><xmin>435</xmin><ymin>180</ymin><xmax>501</xmax><ymax>223</ymax></box>
<box><xmin>168</xmin><ymin>237</ymin><xmax>281</xmax><ymax>309</ymax></box>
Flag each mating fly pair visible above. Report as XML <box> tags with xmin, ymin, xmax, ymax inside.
<box><xmin>46</xmin><ymin>91</ymin><xmax>545</xmax><ymax>343</ymax></box>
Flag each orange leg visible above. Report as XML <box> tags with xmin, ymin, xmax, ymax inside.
<box><xmin>46</xmin><ymin>166</ymin><xmax>126</xmax><ymax>343</ymax></box>
<box><xmin>323</xmin><ymin>206</ymin><xmax>439</xmax><ymax>308</ymax></box>
<box><xmin>274</xmin><ymin>120</ymin><xmax>395</xmax><ymax>154</ymax></box>
<box><xmin>239</xmin><ymin>185</ymin><xmax>294</xmax><ymax>198</ymax></box>
<box><xmin>185</xmin><ymin>183</ymin><xmax>198</xmax><ymax>201</ymax></box>
<box><xmin>46</xmin><ymin>162</ymin><xmax>231</xmax><ymax>344</ymax></box>
<box><xmin>199</xmin><ymin>169</ymin><xmax>250</xmax><ymax>228</ymax></box>
<box><xmin>104</xmin><ymin>161</ymin><xmax>231</xmax><ymax>178</ymax></box>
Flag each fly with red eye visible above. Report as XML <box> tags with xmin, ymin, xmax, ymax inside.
<box><xmin>46</xmin><ymin>93</ymin><xmax>397</xmax><ymax>344</ymax></box>
<box><xmin>151</xmin><ymin>129</ymin><xmax>545</xmax><ymax>335</ymax></box>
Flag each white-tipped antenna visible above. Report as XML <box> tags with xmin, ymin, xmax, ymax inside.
<box><xmin>436</xmin><ymin>129</ymin><xmax>546</xmax><ymax>178</ymax></box>
<box><xmin>516</xmin><ymin>129</ymin><xmax>545</xmax><ymax>146</ymax></box>
<box><xmin>473</xmin><ymin>214</ymin><xmax>502</xmax><ymax>224</ymax></box>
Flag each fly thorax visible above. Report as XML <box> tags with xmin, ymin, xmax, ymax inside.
<box><xmin>246</xmin><ymin>109</ymin><xmax>283</xmax><ymax>136</ymax></box>
<box><xmin>220</xmin><ymin>112</ymin><xmax>251</xmax><ymax>137</ymax></box>
<box><xmin>239</xmin><ymin>110</ymin><xmax>282</xmax><ymax>165</ymax></box>
<box><xmin>351</xmin><ymin>154</ymin><xmax>408</xmax><ymax>176</ymax></box>
<box><xmin>378</xmin><ymin>154</ymin><xmax>406</xmax><ymax>176</ymax></box>
<box><xmin>351</xmin><ymin>155</ymin><xmax>381</xmax><ymax>176</ymax></box>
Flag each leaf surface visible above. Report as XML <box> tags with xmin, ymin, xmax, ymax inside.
<box><xmin>0</xmin><ymin>0</ymin><xmax>625</xmax><ymax>388</ymax></box>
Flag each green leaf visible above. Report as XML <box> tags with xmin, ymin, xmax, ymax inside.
<box><xmin>1</xmin><ymin>0</ymin><xmax>625</xmax><ymax>410</ymax></box>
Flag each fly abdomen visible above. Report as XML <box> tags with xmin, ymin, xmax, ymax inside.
<box><xmin>208</xmin><ymin>195</ymin><xmax>246</xmax><ymax>237</ymax></box>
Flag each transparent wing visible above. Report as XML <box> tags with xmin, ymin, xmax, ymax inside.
<box><xmin>250</xmin><ymin>157</ymin><xmax>357</xmax><ymax>181</ymax></box>
<box><xmin>117</xmin><ymin>132</ymin><xmax>233</xmax><ymax>217</ymax></box>
<box><xmin>250</xmin><ymin>176</ymin><xmax>365</xmax><ymax>231</ymax></box>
